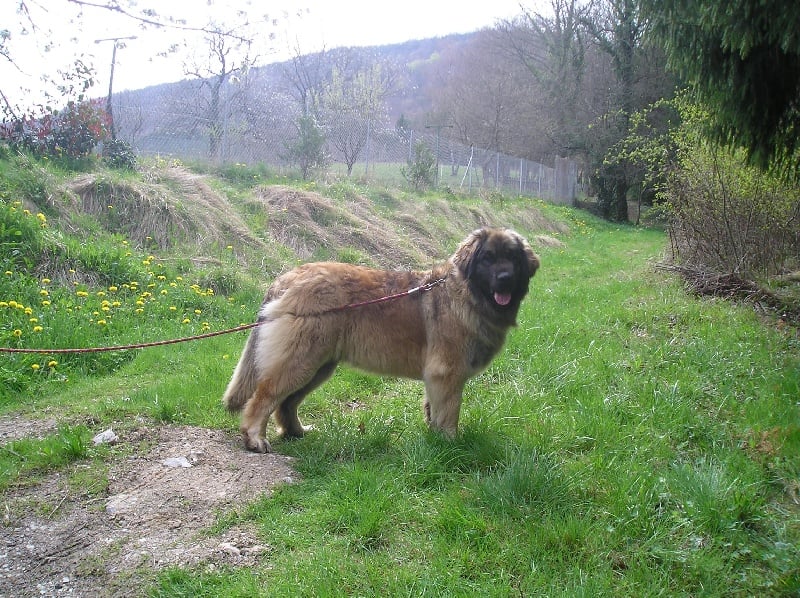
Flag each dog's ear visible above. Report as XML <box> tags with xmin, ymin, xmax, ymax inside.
<box><xmin>522</xmin><ymin>239</ymin><xmax>540</xmax><ymax>277</ymax></box>
<box><xmin>452</xmin><ymin>228</ymin><xmax>486</xmax><ymax>278</ymax></box>
<box><xmin>507</xmin><ymin>230</ymin><xmax>540</xmax><ymax>278</ymax></box>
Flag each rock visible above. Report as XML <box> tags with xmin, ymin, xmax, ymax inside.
<box><xmin>93</xmin><ymin>428</ymin><xmax>118</xmax><ymax>445</ymax></box>
<box><xmin>218</xmin><ymin>542</ymin><xmax>241</xmax><ymax>557</ymax></box>
<box><xmin>161</xmin><ymin>456</ymin><xmax>193</xmax><ymax>468</ymax></box>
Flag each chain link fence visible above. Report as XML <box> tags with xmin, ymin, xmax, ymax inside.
<box><xmin>113</xmin><ymin>89</ymin><xmax>578</xmax><ymax>203</ymax></box>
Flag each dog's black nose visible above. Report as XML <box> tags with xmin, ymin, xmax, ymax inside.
<box><xmin>496</xmin><ymin>271</ymin><xmax>512</xmax><ymax>282</ymax></box>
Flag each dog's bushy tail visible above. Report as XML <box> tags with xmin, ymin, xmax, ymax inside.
<box><xmin>222</xmin><ymin>326</ymin><xmax>260</xmax><ymax>413</ymax></box>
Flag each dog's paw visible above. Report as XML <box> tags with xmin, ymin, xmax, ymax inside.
<box><xmin>242</xmin><ymin>432</ymin><xmax>272</xmax><ymax>453</ymax></box>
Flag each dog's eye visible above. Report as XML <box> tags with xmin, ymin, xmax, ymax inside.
<box><xmin>481</xmin><ymin>252</ymin><xmax>494</xmax><ymax>263</ymax></box>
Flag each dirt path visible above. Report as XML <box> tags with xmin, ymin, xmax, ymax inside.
<box><xmin>0</xmin><ymin>421</ymin><xmax>296</xmax><ymax>597</ymax></box>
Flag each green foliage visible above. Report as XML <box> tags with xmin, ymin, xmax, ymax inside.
<box><xmin>102</xmin><ymin>138</ymin><xmax>137</xmax><ymax>170</ymax></box>
<box><xmin>659</xmin><ymin>98</ymin><xmax>800</xmax><ymax>276</ymax></box>
<box><xmin>641</xmin><ymin>0</ymin><xmax>800</xmax><ymax>178</ymax></box>
<box><xmin>0</xmin><ymin>199</ymin><xmax>46</xmax><ymax>272</ymax></box>
<box><xmin>1</xmin><ymin>153</ymin><xmax>798</xmax><ymax>596</ymax></box>
<box><xmin>207</xmin><ymin>161</ymin><xmax>272</xmax><ymax>188</ymax></box>
<box><xmin>1</xmin><ymin>100</ymin><xmax>110</xmax><ymax>163</ymax></box>
<box><xmin>604</xmin><ymin>98</ymin><xmax>682</xmax><ymax>213</ymax></box>
<box><xmin>0</xmin><ymin>426</ymin><xmax>89</xmax><ymax>491</ymax></box>
<box><xmin>281</xmin><ymin>114</ymin><xmax>328</xmax><ymax>180</ymax></box>
<box><xmin>401</xmin><ymin>140</ymin><xmax>436</xmax><ymax>191</ymax></box>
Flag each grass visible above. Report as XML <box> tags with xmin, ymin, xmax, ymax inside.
<box><xmin>1</xmin><ymin>155</ymin><xmax>799</xmax><ymax>596</ymax></box>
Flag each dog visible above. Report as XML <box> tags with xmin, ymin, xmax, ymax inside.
<box><xmin>223</xmin><ymin>227</ymin><xmax>539</xmax><ymax>453</ymax></box>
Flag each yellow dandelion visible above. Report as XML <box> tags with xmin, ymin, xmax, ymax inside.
<box><xmin>31</xmin><ymin>363</ymin><xmax>40</xmax><ymax>371</ymax></box>
<box><xmin>108</xmin><ymin>285</ymin><xmax>118</xmax><ymax>292</ymax></box>
<box><xmin>194</xmin><ymin>309</ymin><xmax>202</xmax><ymax>315</ymax></box>
<box><xmin>182</xmin><ymin>318</ymin><xmax>190</xmax><ymax>324</ymax></box>
<box><xmin>12</xmin><ymin>329</ymin><xmax>22</xmax><ymax>337</ymax></box>
<box><xmin>48</xmin><ymin>360</ymin><xmax>58</xmax><ymax>368</ymax></box>
<box><xmin>135</xmin><ymin>308</ymin><xmax>144</xmax><ymax>314</ymax></box>
<box><xmin>33</xmin><ymin>326</ymin><xmax>43</xmax><ymax>332</ymax></box>
<box><xmin>41</xmin><ymin>278</ymin><xmax>51</xmax><ymax>284</ymax></box>
<box><xmin>29</xmin><ymin>317</ymin><xmax>38</xmax><ymax>323</ymax></box>
<box><xmin>169</xmin><ymin>306</ymin><xmax>177</xmax><ymax>311</ymax></box>
<box><xmin>4</xmin><ymin>271</ymin><xmax>11</xmax><ymax>276</ymax></box>
<box><xmin>97</xmin><ymin>319</ymin><xmax>107</xmax><ymax>326</ymax></box>
<box><xmin>40</xmin><ymin>289</ymin><xmax>49</xmax><ymax>297</ymax></box>
<box><xmin>41</xmin><ymin>300</ymin><xmax>51</xmax><ymax>306</ymax></box>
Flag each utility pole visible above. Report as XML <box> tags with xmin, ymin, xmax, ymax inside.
<box><xmin>94</xmin><ymin>36</ymin><xmax>137</xmax><ymax>140</ymax></box>
<box><xmin>425</xmin><ymin>123</ymin><xmax>453</xmax><ymax>187</ymax></box>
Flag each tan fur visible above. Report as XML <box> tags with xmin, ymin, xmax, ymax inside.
<box><xmin>223</xmin><ymin>227</ymin><xmax>539</xmax><ymax>453</ymax></box>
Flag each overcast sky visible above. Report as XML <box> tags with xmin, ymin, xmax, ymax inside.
<box><xmin>2</xmin><ymin>1</ymin><xmax>543</xmax><ymax>108</ymax></box>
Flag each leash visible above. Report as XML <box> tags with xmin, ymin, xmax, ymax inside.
<box><xmin>0</xmin><ymin>277</ymin><xmax>446</xmax><ymax>355</ymax></box>
<box><xmin>325</xmin><ymin>277</ymin><xmax>446</xmax><ymax>313</ymax></box>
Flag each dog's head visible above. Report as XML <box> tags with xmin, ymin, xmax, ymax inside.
<box><xmin>452</xmin><ymin>227</ymin><xmax>539</xmax><ymax>320</ymax></box>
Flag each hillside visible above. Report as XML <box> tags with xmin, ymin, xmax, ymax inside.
<box><xmin>2</xmin><ymin>157</ymin><xmax>797</xmax><ymax>598</ymax></box>
<box><xmin>48</xmin><ymin>161</ymin><xmax>568</xmax><ymax>277</ymax></box>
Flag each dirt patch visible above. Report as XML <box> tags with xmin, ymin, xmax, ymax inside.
<box><xmin>1</xmin><ymin>422</ymin><xmax>296</xmax><ymax>597</ymax></box>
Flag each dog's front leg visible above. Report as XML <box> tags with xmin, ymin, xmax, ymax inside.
<box><xmin>422</xmin><ymin>371</ymin><xmax>466</xmax><ymax>438</ymax></box>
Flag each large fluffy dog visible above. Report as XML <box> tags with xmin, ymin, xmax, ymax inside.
<box><xmin>223</xmin><ymin>227</ymin><xmax>539</xmax><ymax>453</ymax></box>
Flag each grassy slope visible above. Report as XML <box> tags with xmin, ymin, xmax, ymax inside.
<box><xmin>1</xmin><ymin>159</ymin><xmax>799</xmax><ymax>596</ymax></box>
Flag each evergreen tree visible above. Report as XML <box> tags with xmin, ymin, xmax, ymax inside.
<box><xmin>640</xmin><ymin>0</ymin><xmax>800</xmax><ymax>176</ymax></box>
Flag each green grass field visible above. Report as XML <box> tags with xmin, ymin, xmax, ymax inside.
<box><xmin>1</xmin><ymin>160</ymin><xmax>798</xmax><ymax>596</ymax></box>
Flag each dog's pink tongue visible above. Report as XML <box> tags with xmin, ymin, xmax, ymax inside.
<box><xmin>494</xmin><ymin>292</ymin><xmax>512</xmax><ymax>306</ymax></box>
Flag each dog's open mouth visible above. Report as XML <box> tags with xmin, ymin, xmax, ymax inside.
<box><xmin>493</xmin><ymin>291</ymin><xmax>512</xmax><ymax>306</ymax></box>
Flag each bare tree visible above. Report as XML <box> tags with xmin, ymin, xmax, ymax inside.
<box><xmin>182</xmin><ymin>26</ymin><xmax>256</xmax><ymax>161</ymax></box>
<box><xmin>322</xmin><ymin>63</ymin><xmax>396</xmax><ymax>175</ymax></box>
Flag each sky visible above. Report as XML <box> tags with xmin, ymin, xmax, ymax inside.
<box><xmin>1</xmin><ymin>0</ymin><xmax>541</xmax><ymax>110</ymax></box>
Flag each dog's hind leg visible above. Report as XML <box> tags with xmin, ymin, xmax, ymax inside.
<box><xmin>240</xmin><ymin>377</ymin><xmax>284</xmax><ymax>453</ymax></box>
<box><xmin>240</xmin><ymin>355</ymin><xmax>336</xmax><ymax>452</ymax></box>
<box><xmin>274</xmin><ymin>362</ymin><xmax>337</xmax><ymax>438</ymax></box>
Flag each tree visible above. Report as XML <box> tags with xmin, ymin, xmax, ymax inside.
<box><xmin>402</xmin><ymin>140</ymin><xmax>436</xmax><ymax>191</ymax></box>
<box><xmin>430</xmin><ymin>30</ymin><xmax>536</xmax><ymax>166</ymax></box>
<box><xmin>282</xmin><ymin>113</ymin><xmax>327</xmax><ymax>180</ymax></box>
<box><xmin>639</xmin><ymin>0</ymin><xmax>800</xmax><ymax>178</ymax></box>
<box><xmin>183</xmin><ymin>26</ymin><xmax>255</xmax><ymax>161</ymax></box>
<box><xmin>322</xmin><ymin>63</ymin><xmax>394</xmax><ymax>176</ymax></box>
<box><xmin>498</xmin><ymin>0</ymin><xmax>590</xmax><ymax>160</ymax></box>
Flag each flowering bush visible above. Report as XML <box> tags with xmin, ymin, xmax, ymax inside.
<box><xmin>0</xmin><ymin>99</ymin><xmax>110</xmax><ymax>159</ymax></box>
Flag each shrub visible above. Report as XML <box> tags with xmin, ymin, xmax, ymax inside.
<box><xmin>402</xmin><ymin>141</ymin><xmax>436</xmax><ymax>191</ymax></box>
<box><xmin>102</xmin><ymin>138</ymin><xmax>137</xmax><ymax>170</ymax></box>
<box><xmin>660</xmin><ymin>103</ymin><xmax>800</xmax><ymax>277</ymax></box>
<box><xmin>0</xmin><ymin>99</ymin><xmax>110</xmax><ymax>160</ymax></box>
